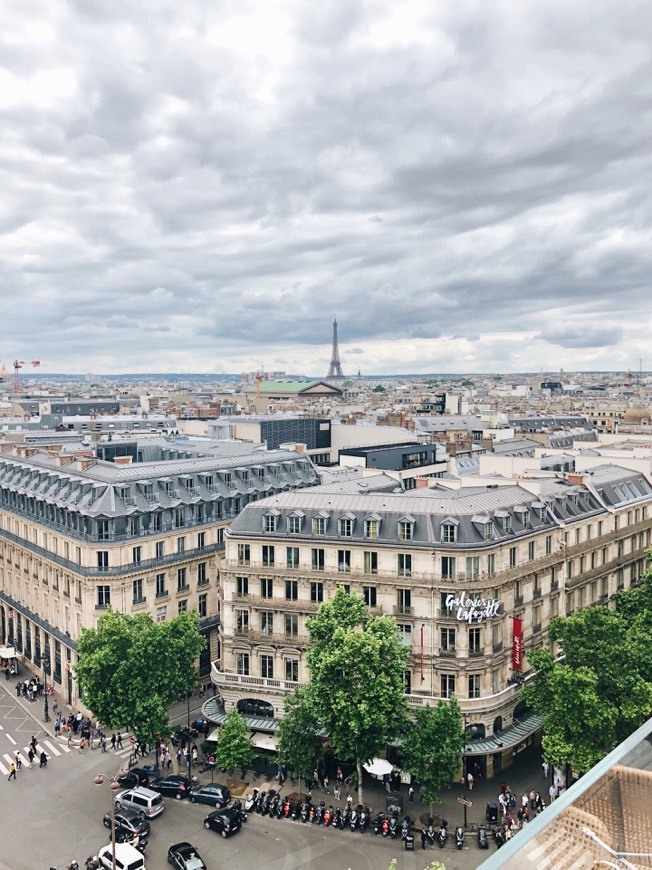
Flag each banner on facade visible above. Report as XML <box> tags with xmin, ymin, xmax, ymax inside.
<box><xmin>512</xmin><ymin>617</ymin><xmax>523</xmax><ymax>670</ymax></box>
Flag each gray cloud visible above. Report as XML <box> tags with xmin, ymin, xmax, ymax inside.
<box><xmin>0</xmin><ymin>1</ymin><xmax>651</xmax><ymax>374</ymax></box>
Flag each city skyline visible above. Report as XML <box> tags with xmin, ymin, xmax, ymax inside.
<box><xmin>1</xmin><ymin>1</ymin><xmax>651</xmax><ymax>375</ymax></box>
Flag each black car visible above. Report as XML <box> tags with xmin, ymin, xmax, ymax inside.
<box><xmin>167</xmin><ymin>841</ymin><xmax>207</xmax><ymax>870</ymax></box>
<box><xmin>116</xmin><ymin>768</ymin><xmax>150</xmax><ymax>790</ymax></box>
<box><xmin>149</xmin><ymin>774</ymin><xmax>192</xmax><ymax>800</ymax></box>
<box><xmin>103</xmin><ymin>807</ymin><xmax>151</xmax><ymax>842</ymax></box>
<box><xmin>189</xmin><ymin>783</ymin><xmax>231</xmax><ymax>808</ymax></box>
<box><xmin>203</xmin><ymin>807</ymin><xmax>242</xmax><ymax>838</ymax></box>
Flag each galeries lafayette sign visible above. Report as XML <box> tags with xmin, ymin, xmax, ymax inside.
<box><xmin>445</xmin><ymin>592</ymin><xmax>501</xmax><ymax>623</ymax></box>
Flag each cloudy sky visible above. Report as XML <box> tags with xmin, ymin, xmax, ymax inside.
<box><xmin>1</xmin><ymin>1</ymin><xmax>651</xmax><ymax>376</ymax></box>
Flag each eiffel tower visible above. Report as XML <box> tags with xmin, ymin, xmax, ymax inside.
<box><xmin>327</xmin><ymin>318</ymin><xmax>344</xmax><ymax>378</ymax></box>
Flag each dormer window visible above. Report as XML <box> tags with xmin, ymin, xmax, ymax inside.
<box><xmin>312</xmin><ymin>514</ymin><xmax>328</xmax><ymax>535</ymax></box>
<box><xmin>398</xmin><ymin>516</ymin><xmax>415</xmax><ymax>541</ymax></box>
<box><xmin>441</xmin><ymin>517</ymin><xmax>458</xmax><ymax>544</ymax></box>
<box><xmin>515</xmin><ymin>507</ymin><xmax>530</xmax><ymax>528</ymax></box>
<box><xmin>263</xmin><ymin>510</ymin><xmax>280</xmax><ymax>533</ymax></box>
<box><xmin>364</xmin><ymin>515</ymin><xmax>381</xmax><ymax>539</ymax></box>
<box><xmin>287</xmin><ymin>512</ymin><xmax>304</xmax><ymax>534</ymax></box>
<box><xmin>472</xmin><ymin>514</ymin><xmax>493</xmax><ymax>541</ymax></box>
<box><xmin>339</xmin><ymin>515</ymin><xmax>355</xmax><ymax>537</ymax></box>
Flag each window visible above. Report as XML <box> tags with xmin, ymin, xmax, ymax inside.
<box><xmin>156</xmin><ymin>606</ymin><xmax>166</xmax><ymax>623</ymax></box>
<box><xmin>261</xmin><ymin>655</ymin><xmax>273</xmax><ymax>679</ymax></box>
<box><xmin>285</xmin><ymin>614</ymin><xmax>298</xmax><ymax>637</ymax></box>
<box><xmin>98</xmin><ymin>520</ymin><xmax>110</xmax><ymax>541</ymax></box>
<box><xmin>441</xmin><ymin>674</ymin><xmax>456</xmax><ymax>698</ymax></box>
<box><xmin>156</xmin><ymin>541</ymin><xmax>165</xmax><ymax>559</ymax></box>
<box><xmin>339</xmin><ymin>517</ymin><xmax>354</xmax><ymax>536</ymax></box>
<box><xmin>197</xmin><ymin>531</ymin><xmax>205</xmax><ymax>549</ymax></box>
<box><xmin>260</xmin><ymin>611</ymin><xmax>273</xmax><ymax>635</ymax></box>
<box><xmin>286</xmin><ymin>547</ymin><xmax>299</xmax><ymax>568</ymax></box>
<box><xmin>237</xmin><ymin>544</ymin><xmax>251</xmax><ymax>566</ymax></box>
<box><xmin>236</xmin><ymin>653</ymin><xmax>250</xmax><ymax>676</ymax></box>
<box><xmin>260</xmin><ymin>578</ymin><xmax>273</xmax><ymax>599</ymax></box>
<box><xmin>509</xmin><ymin>546</ymin><xmax>517</xmax><ymax>568</ymax></box>
<box><xmin>153</xmin><ymin>513</ymin><xmax>162</xmax><ymax>533</ymax></box>
<box><xmin>264</xmin><ymin>514</ymin><xmax>278</xmax><ymax>532</ymax></box>
<box><xmin>363</xmin><ymin>585</ymin><xmax>377</xmax><ymax>607</ymax></box>
<box><xmin>132</xmin><ymin>578</ymin><xmax>144</xmax><ymax>604</ymax></box>
<box><xmin>132</xmin><ymin>546</ymin><xmax>142</xmax><ymax>565</ymax></box>
<box><xmin>397</xmin><ymin>588</ymin><xmax>411</xmax><ymax>615</ymax></box>
<box><xmin>128</xmin><ymin>516</ymin><xmax>140</xmax><ymax>536</ymax></box>
<box><xmin>441</xmin><ymin>627</ymin><xmax>455</xmax><ymax>652</ymax></box>
<box><xmin>528</xmin><ymin>541</ymin><xmax>535</xmax><ymax>561</ymax></box>
<box><xmin>262</xmin><ymin>545</ymin><xmax>275</xmax><ymax>567</ymax></box>
<box><xmin>177</xmin><ymin>568</ymin><xmax>187</xmax><ymax>590</ymax></box>
<box><xmin>398</xmin><ymin>520</ymin><xmax>413</xmax><ymax>541</ymax></box>
<box><xmin>310</xmin><ymin>582</ymin><xmax>324</xmax><ymax>603</ymax></box>
<box><xmin>465</xmin><ymin>556</ymin><xmax>480</xmax><ymax>579</ymax></box>
<box><xmin>235</xmin><ymin>610</ymin><xmax>249</xmax><ymax>634</ymax></box>
<box><xmin>364</xmin><ymin>519</ymin><xmax>379</xmax><ymax>539</ymax></box>
<box><xmin>97</xmin><ymin>551</ymin><xmax>109</xmax><ymax>570</ymax></box>
<box><xmin>567</xmin><ymin>560</ymin><xmax>573</xmax><ymax>579</ymax></box>
<box><xmin>197</xmin><ymin>562</ymin><xmax>207</xmax><ymax>585</ymax></box>
<box><xmin>483</xmin><ymin>522</ymin><xmax>493</xmax><ymax>541</ymax></box>
<box><xmin>311</xmin><ymin>548</ymin><xmax>325</xmax><ymax>571</ymax></box>
<box><xmin>441</xmin><ymin>556</ymin><xmax>456</xmax><ymax>579</ymax></box>
<box><xmin>545</xmin><ymin>535</ymin><xmax>552</xmax><ymax>556</ymax></box>
<box><xmin>287</xmin><ymin>515</ymin><xmax>302</xmax><ymax>534</ymax></box>
<box><xmin>177</xmin><ymin>537</ymin><xmax>185</xmax><ymax>554</ymax></box>
<box><xmin>338</xmin><ymin>549</ymin><xmax>351</xmax><ymax>573</ymax></box>
<box><xmin>285</xmin><ymin>579</ymin><xmax>298</xmax><ymax>600</ymax></box>
<box><xmin>398</xmin><ymin>623</ymin><xmax>412</xmax><ymax>645</ymax></box>
<box><xmin>487</xmin><ymin>553</ymin><xmax>495</xmax><ymax>576</ymax></box>
<box><xmin>364</xmin><ymin>551</ymin><xmax>378</xmax><ymax>574</ymax></box>
<box><xmin>441</xmin><ymin>523</ymin><xmax>457</xmax><ymax>544</ymax></box>
<box><xmin>155</xmin><ymin>573</ymin><xmax>166</xmax><ymax>598</ymax></box>
<box><xmin>177</xmin><ymin>599</ymin><xmax>188</xmax><ymax>613</ymax></box>
<box><xmin>468</xmin><ymin>627</ymin><xmax>481</xmax><ymax>654</ymax></box>
<box><xmin>175</xmin><ymin>507</ymin><xmax>185</xmax><ymax>528</ymax></box>
<box><xmin>97</xmin><ymin>585</ymin><xmax>110</xmax><ymax>608</ymax></box>
<box><xmin>398</xmin><ymin>553</ymin><xmax>412</xmax><ymax>577</ymax></box>
<box><xmin>468</xmin><ymin>674</ymin><xmax>481</xmax><ymax>699</ymax></box>
<box><xmin>285</xmin><ymin>658</ymin><xmax>299</xmax><ymax>682</ymax></box>
<box><xmin>312</xmin><ymin>516</ymin><xmax>326</xmax><ymax>535</ymax></box>
<box><xmin>198</xmin><ymin>593</ymin><xmax>207</xmax><ymax>618</ymax></box>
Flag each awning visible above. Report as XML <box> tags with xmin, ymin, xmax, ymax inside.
<box><xmin>363</xmin><ymin>758</ymin><xmax>393</xmax><ymax>777</ymax></box>
<box><xmin>0</xmin><ymin>646</ymin><xmax>17</xmax><ymax>660</ymax></box>
<box><xmin>250</xmin><ymin>732</ymin><xmax>279</xmax><ymax>751</ymax></box>
<box><xmin>464</xmin><ymin>712</ymin><xmax>543</xmax><ymax>756</ymax></box>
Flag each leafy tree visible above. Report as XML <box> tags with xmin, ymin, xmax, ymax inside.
<box><xmin>400</xmin><ymin>699</ymin><xmax>465</xmax><ymax>809</ymax></box>
<box><xmin>305</xmin><ymin>587</ymin><xmax>409</xmax><ymax>804</ymax></box>
<box><xmin>278</xmin><ymin>688</ymin><xmax>323</xmax><ymax>790</ymax></box>
<box><xmin>75</xmin><ymin>609</ymin><xmax>205</xmax><ymax>743</ymax></box>
<box><xmin>213</xmin><ymin>708</ymin><xmax>254</xmax><ymax>774</ymax></box>
<box><xmin>372</xmin><ymin>385</ymin><xmax>386</xmax><ymax>392</ymax></box>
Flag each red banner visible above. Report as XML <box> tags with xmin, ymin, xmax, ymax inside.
<box><xmin>512</xmin><ymin>618</ymin><xmax>523</xmax><ymax>671</ymax></box>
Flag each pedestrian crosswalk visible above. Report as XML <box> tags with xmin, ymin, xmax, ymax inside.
<box><xmin>0</xmin><ymin>739</ymin><xmax>70</xmax><ymax>775</ymax></box>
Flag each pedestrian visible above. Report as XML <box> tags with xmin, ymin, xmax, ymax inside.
<box><xmin>336</xmin><ymin>766</ymin><xmax>343</xmax><ymax>785</ymax></box>
<box><xmin>30</xmin><ymin>736</ymin><xmax>37</xmax><ymax>754</ymax></box>
<box><xmin>110</xmin><ymin>733</ymin><xmax>116</xmax><ymax>750</ymax></box>
<box><xmin>27</xmin><ymin>747</ymin><xmax>35</xmax><ymax>765</ymax></box>
<box><xmin>39</xmin><ymin>751</ymin><xmax>47</xmax><ymax>767</ymax></box>
<box><xmin>54</xmin><ymin>717</ymin><xmax>60</xmax><ymax>736</ymax></box>
<box><xmin>333</xmin><ymin>783</ymin><xmax>341</xmax><ymax>801</ymax></box>
<box><xmin>14</xmin><ymin>753</ymin><xmax>22</xmax><ymax>771</ymax></box>
<box><xmin>89</xmin><ymin>734</ymin><xmax>94</xmax><ymax>750</ymax></box>
<box><xmin>7</xmin><ymin>762</ymin><xmax>16</xmax><ymax>781</ymax></box>
<box><xmin>79</xmin><ymin>738</ymin><xmax>85</xmax><ymax>753</ymax></box>
<box><xmin>101</xmin><ymin>736</ymin><xmax>107</xmax><ymax>753</ymax></box>
<box><xmin>466</xmin><ymin>771</ymin><xmax>474</xmax><ymax>791</ymax></box>
<box><xmin>67</xmin><ymin>732</ymin><xmax>73</xmax><ymax>748</ymax></box>
<box><xmin>529</xmin><ymin>789</ymin><xmax>536</xmax><ymax>811</ymax></box>
<box><xmin>548</xmin><ymin>783</ymin><xmax>556</xmax><ymax>802</ymax></box>
<box><xmin>323</xmin><ymin>775</ymin><xmax>329</xmax><ymax>793</ymax></box>
<box><xmin>408</xmin><ymin>785</ymin><xmax>415</xmax><ymax>804</ymax></box>
<box><xmin>346</xmin><ymin>792</ymin><xmax>353</xmax><ymax>808</ymax></box>
<box><xmin>198</xmin><ymin>684</ymin><xmax>205</xmax><ymax>698</ymax></box>
<box><xmin>116</xmin><ymin>732</ymin><xmax>123</xmax><ymax>749</ymax></box>
<box><xmin>192</xmin><ymin>745</ymin><xmax>198</xmax><ymax>764</ymax></box>
<box><xmin>15</xmin><ymin>681</ymin><xmax>21</xmax><ymax>697</ymax></box>
<box><xmin>542</xmin><ymin>761</ymin><xmax>550</xmax><ymax>779</ymax></box>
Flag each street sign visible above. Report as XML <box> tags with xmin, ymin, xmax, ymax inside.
<box><xmin>457</xmin><ymin>796</ymin><xmax>473</xmax><ymax>807</ymax></box>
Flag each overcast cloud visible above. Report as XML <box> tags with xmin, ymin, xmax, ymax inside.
<box><xmin>1</xmin><ymin>0</ymin><xmax>651</xmax><ymax>375</ymax></box>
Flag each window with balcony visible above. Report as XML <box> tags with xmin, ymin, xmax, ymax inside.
<box><xmin>97</xmin><ymin>585</ymin><xmax>111</xmax><ymax>608</ymax></box>
<box><xmin>177</xmin><ymin>537</ymin><xmax>186</xmax><ymax>554</ymax></box>
<box><xmin>363</xmin><ymin>585</ymin><xmax>377</xmax><ymax>607</ymax></box>
<box><xmin>286</xmin><ymin>547</ymin><xmax>299</xmax><ymax>568</ymax></box>
<box><xmin>545</xmin><ymin>535</ymin><xmax>552</xmax><ymax>556</ymax></box>
<box><xmin>338</xmin><ymin>549</ymin><xmax>351</xmax><ymax>573</ymax></box>
<box><xmin>261</xmin><ymin>655</ymin><xmax>274</xmax><ymax>679</ymax></box>
<box><xmin>310</xmin><ymin>582</ymin><xmax>324</xmax><ymax>603</ymax></box>
<box><xmin>441</xmin><ymin>627</ymin><xmax>455</xmax><ymax>653</ymax></box>
<box><xmin>197</xmin><ymin>531</ymin><xmax>205</xmax><ymax>549</ymax></box>
<box><xmin>468</xmin><ymin>674</ymin><xmax>481</xmax><ymax>699</ymax></box>
<box><xmin>236</xmin><ymin>653</ymin><xmax>250</xmax><ymax>676</ymax></box>
<box><xmin>132</xmin><ymin>578</ymin><xmax>144</xmax><ymax>604</ymax></box>
<box><xmin>175</xmin><ymin>508</ymin><xmax>185</xmax><ymax>528</ymax></box>
<box><xmin>235</xmin><ymin>576</ymin><xmax>248</xmax><ymax>596</ymax></box>
<box><xmin>397</xmin><ymin>553</ymin><xmax>412</xmax><ymax>577</ymax></box>
<box><xmin>285</xmin><ymin>613</ymin><xmax>298</xmax><ymax>637</ymax></box>
<box><xmin>177</xmin><ymin>567</ymin><xmax>188</xmax><ymax>591</ymax></box>
<box><xmin>97</xmin><ymin>551</ymin><xmax>109</xmax><ymax>571</ymax></box>
<box><xmin>129</xmin><ymin>516</ymin><xmax>140</xmax><ymax>536</ymax></box>
<box><xmin>155</xmin><ymin>573</ymin><xmax>167</xmax><ymax>598</ymax></box>
<box><xmin>98</xmin><ymin>520</ymin><xmax>110</xmax><ymax>541</ymax></box>
<box><xmin>468</xmin><ymin>626</ymin><xmax>482</xmax><ymax>655</ymax></box>
<box><xmin>285</xmin><ymin>579</ymin><xmax>298</xmax><ymax>600</ymax></box>
<box><xmin>260</xmin><ymin>611</ymin><xmax>273</xmax><ymax>635</ymax></box>
<box><xmin>440</xmin><ymin>674</ymin><xmax>455</xmax><ymax>698</ymax></box>
<box><xmin>197</xmin><ymin>562</ymin><xmax>208</xmax><ymax>586</ymax></box>
<box><xmin>262</xmin><ymin>545</ymin><xmax>275</xmax><ymax>567</ymax></box>
<box><xmin>260</xmin><ymin>578</ymin><xmax>273</xmax><ymax>599</ymax></box>
<box><xmin>311</xmin><ymin>548</ymin><xmax>325</xmax><ymax>571</ymax></box>
<box><xmin>153</xmin><ymin>513</ymin><xmax>162</xmax><ymax>533</ymax></box>
<box><xmin>528</xmin><ymin>541</ymin><xmax>535</xmax><ymax>561</ymax></box>
<box><xmin>285</xmin><ymin>658</ymin><xmax>299</xmax><ymax>682</ymax></box>
<box><xmin>441</xmin><ymin>556</ymin><xmax>456</xmax><ymax>579</ymax></box>
<box><xmin>312</xmin><ymin>516</ymin><xmax>326</xmax><ymax>535</ymax></box>
<box><xmin>198</xmin><ymin>593</ymin><xmax>207</xmax><ymax>618</ymax></box>
<box><xmin>466</xmin><ymin>556</ymin><xmax>480</xmax><ymax>579</ymax></box>
<box><xmin>238</xmin><ymin>544</ymin><xmax>251</xmax><ymax>566</ymax></box>
<box><xmin>397</xmin><ymin>588</ymin><xmax>411</xmax><ymax>615</ymax></box>
<box><xmin>363</xmin><ymin>551</ymin><xmax>378</xmax><ymax>575</ymax></box>
<box><xmin>487</xmin><ymin>553</ymin><xmax>495</xmax><ymax>576</ymax></box>
<box><xmin>236</xmin><ymin>610</ymin><xmax>249</xmax><ymax>634</ymax></box>
<box><xmin>509</xmin><ymin>546</ymin><xmax>517</xmax><ymax>568</ymax></box>
<box><xmin>156</xmin><ymin>541</ymin><xmax>165</xmax><ymax>559</ymax></box>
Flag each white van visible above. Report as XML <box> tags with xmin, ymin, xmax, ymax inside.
<box><xmin>98</xmin><ymin>842</ymin><xmax>146</xmax><ymax>870</ymax></box>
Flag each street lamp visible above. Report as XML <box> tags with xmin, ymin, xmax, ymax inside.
<box><xmin>187</xmin><ymin>691</ymin><xmax>192</xmax><ymax>783</ymax></box>
<box><xmin>42</xmin><ymin>651</ymin><xmax>51</xmax><ymax>723</ymax></box>
<box><xmin>93</xmin><ymin>770</ymin><xmax>127</xmax><ymax>870</ymax></box>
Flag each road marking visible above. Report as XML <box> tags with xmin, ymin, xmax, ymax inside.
<box><xmin>42</xmin><ymin>740</ymin><xmax>61</xmax><ymax>757</ymax></box>
<box><xmin>0</xmin><ymin>760</ymin><xmax>8</xmax><ymax>775</ymax></box>
<box><xmin>6</xmin><ymin>734</ymin><xmax>16</xmax><ymax>745</ymax></box>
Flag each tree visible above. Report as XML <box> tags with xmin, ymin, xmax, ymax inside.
<box><xmin>75</xmin><ymin>609</ymin><xmax>205</xmax><ymax>743</ymax></box>
<box><xmin>372</xmin><ymin>385</ymin><xmax>386</xmax><ymax>392</ymax></box>
<box><xmin>278</xmin><ymin>688</ymin><xmax>323</xmax><ymax>790</ymax></box>
<box><xmin>213</xmin><ymin>709</ymin><xmax>253</xmax><ymax>774</ymax></box>
<box><xmin>305</xmin><ymin>587</ymin><xmax>409</xmax><ymax>804</ymax></box>
<box><xmin>400</xmin><ymin>699</ymin><xmax>465</xmax><ymax>809</ymax></box>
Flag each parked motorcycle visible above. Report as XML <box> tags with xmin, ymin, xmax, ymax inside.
<box><xmin>300</xmin><ymin>800</ymin><xmax>310</xmax><ymax>823</ymax></box>
<box><xmin>389</xmin><ymin>814</ymin><xmax>399</xmax><ymax>839</ymax></box>
<box><xmin>493</xmin><ymin>826</ymin><xmax>505</xmax><ymax>848</ymax></box>
<box><xmin>233</xmin><ymin>799</ymin><xmax>247</xmax><ymax>825</ymax></box>
<box><xmin>455</xmin><ymin>825</ymin><xmax>465</xmax><ymax>850</ymax></box>
<box><xmin>333</xmin><ymin>807</ymin><xmax>344</xmax><ymax>830</ymax></box>
<box><xmin>401</xmin><ymin>816</ymin><xmax>413</xmax><ymax>841</ymax></box>
<box><xmin>350</xmin><ymin>806</ymin><xmax>360</xmax><ymax>831</ymax></box>
<box><xmin>255</xmin><ymin>790</ymin><xmax>266</xmax><ymax>814</ymax></box>
<box><xmin>373</xmin><ymin>813</ymin><xmax>384</xmax><ymax>835</ymax></box>
<box><xmin>323</xmin><ymin>805</ymin><xmax>332</xmax><ymax>827</ymax></box>
<box><xmin>438</xmin><ymin>821</ymin><xmax>448</xmax><ymax>848</ymax></box>
<box><xmin>244</xmin><ymin>789</ymin><xmax>258</xmax><ymax>814</ymax></box>
<box><xmin>359</xmin><ymin>808</ymin><xmax>369</xmax><ymax>832</ymax></box>
<box><xmin>342</xmin><ymin>806</ymin><xmax>351</xmax><ymax>829</ymax></box>
<box><xmin>478</xmin><ymin>824</ymin><xmax>489</xmax><ymax>849</ymax></box>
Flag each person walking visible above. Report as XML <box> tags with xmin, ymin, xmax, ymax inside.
<box><xmin>116</xmin><ymin>732</ymin><xmax>123</xmax><ymax>750</ymax></box>
<box><xmin>14</xmin><ymin>753</ymin><xmax>22</xmax><ymax>771</ymax></box>
<box><xmin>30</xmin><ymin>736</ymin><xmax>37</xmax><ymax>754</ymax></box>
<box><xmin>101</xmin><ymin>736</ymin><xmax>107</xmax><ymax>753</ymax></box>
<box><xmin>7</xmin><ymin>762</ymin><xmax>17</xmax><ymax>781</ymax></box>
<box><xmin>27</xmin><ymin>747</ymin><xmax>35</xmax><ymax>765</ymax></box>
<box><xmin>333</xmin><ymin>783</ymin><xmax>341</xmax><ymax>801</ymax></box>
<box><xmin>39</xmin><ymin>751</ymin><xmax>48</xmax><ymax>768</ymax></box>
<box><xmin>542</xmin><ymin>761</ymin><xmax>550</xmax><ymax>779</ymax></box>
<box><xmin>548</xmin><ymin>783</ymin><xmax>557</xmax><ymax>802</ymax></box>
<box><xmin>110</xmin><ymin>733</ymin><xmax>116</xmax><ymax>751</ymax></box>
<box><xmin>466</xmin><ymin>771</ymin><xmax>474</xmax><ymax>791</ymax></box>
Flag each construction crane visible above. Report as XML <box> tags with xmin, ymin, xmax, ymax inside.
<box><xmin>13</xmin><ymin>358</ymin><xmax>41</xmax><ymax>393</ymax></box>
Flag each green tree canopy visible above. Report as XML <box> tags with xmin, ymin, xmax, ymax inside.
<box><xmin>277</xmin><ymin>687</ymin><xmax>323</xmax><ymax>786</ymax></box>
<box><xmin>75</xmin><ymin>609</ymin><xmax>205</xmax><ymax>743</ymax></box>
<box><xmin>305</xmin><ymin>587</ymin><xmax>409</xmax><ymax>803</ymax></box>
<box><xmin>400</xmin><ymin>699</ymin><xmax>465</xmax><ymax>808</ymax></box>
<box><xmin>372</xmin><ymin>385</ymin><xmax>386</xmax><ymax>392</ymax></box>
<box><xmin>213</xmin><ymin>708</ymin><xmax>254</xmax><ymax>773</ymax></box>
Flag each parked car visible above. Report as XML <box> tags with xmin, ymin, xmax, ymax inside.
<box><xmin>116</xmin><ymin>768</ymin><xmax>150</xmax><ymax>790</ymax></box>
<box><xmin>114</xmin><ymin>786</ymin><xmax>164</xmax><ymax>819</ymax></box>
<box><xmin>97</xmin><ymin>841</ymin><xmax>145</xmax><ymax>870</ymax></box>
<box><xmin>149</xmin><ymin>775</ymin><xmax>191</xmax><ymax>800</ymax></box>
<box><xmin>167</xmin><ymin>841</ymin><xmax>207</xmax><ymax>870</ymax></box>
<box><xmin>203</xmin><ymin>807</ymin><xmax>242</xmax><ymax>838</ymax></box>
<box><xmin>188</xmin><ymin>783</ymin><xmax>231</xmax><ymax>808</ymax></box>
<box><xmin>103</xmin><ymin>807</ymin><xmax>151</xmax><ymax>842</ymax></box>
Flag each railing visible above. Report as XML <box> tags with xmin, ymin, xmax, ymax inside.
<box><xmin>439</xmin><ymin>648</ymin><xmax>456</xmax><ymax>658</ymax></box>
<box><xmin>210</xmin><ymin>663</ymin><xmax>306</xmax><ymax>694</ymax></box>
<box><xmin>492</xmin><ymin>641</ymin><xmax>503</xmax><ymax>653</ymax></box>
